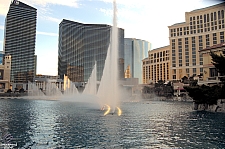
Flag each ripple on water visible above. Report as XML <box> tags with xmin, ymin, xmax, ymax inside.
<box><xmin>0</xmin><ymin>99</ymin><xmax>225</xmax><ymax>148</ymax></box>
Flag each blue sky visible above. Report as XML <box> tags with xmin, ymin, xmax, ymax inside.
<box><xmin>0</xmin><ymin>0</ymin><xmax>221</xmax><ymax>75</ymax></box>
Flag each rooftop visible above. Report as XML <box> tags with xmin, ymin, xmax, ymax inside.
<box><xmin>60</xmin><ymin>19</ymin><xmax>124</xmax><ymax>30</ymax></box>
<box><xmin>190</xmin><ymin>2</ymin><xmax>225</xmax><ymax>13</ymax></box>
<box><xmin>170</xmin><ymin>22</ymin><xmax>186</xmax><ymax>26</ymax></box>
<box><xmin>150</xmin><ymin>45</ymin><xmax>170</xmax><ymax>51</ymax></box>
<box><xmin>11</xmin><ymin>0</ymin><xmax>36</xmax><ymax>10</ymax></box>
<box><xmin>200</xmin><ymin>42</ymin><xmax>225</xmax><ymax>52</ymax></box>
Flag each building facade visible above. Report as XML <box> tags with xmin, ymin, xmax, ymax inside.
<box><xmin>58</xmin><ymin>19</ymin><xmax>124</xmax><ymax>83</ymax></box>
<box><xmin>4</xmin><ymin>0</ymin><xmax>37</xmax><ymax>84</ymax></box>
<box><xmin>0</xmin><ymin>54</ymin><xmax>11</xmax><ymax>92</ymax></box>
<box><xmin>198</xmin><ymin>42</ymin><xmax>225</xmax><ymax>85</ymax></box>
<box><xmin>124</xmin><ymin>38</ymin><xmax>151</xmax><ymax>84</ymax></box>
<box><xmin>168</xmin><ymin>2</ymin><xmax>225</xmax><ymax>81</ymax></box>
<box><xmin>142</xmin><ymin>45</ymin><xmax>170</xmax><ymax>84</ymax></box>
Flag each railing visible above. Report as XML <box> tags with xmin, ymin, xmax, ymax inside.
<box><xmin>208</xmin><ymin>77</ymin><xmax>217</xmax><ymax>81</ymax></box>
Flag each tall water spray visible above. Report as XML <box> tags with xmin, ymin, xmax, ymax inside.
<box><xmin>83</xmin><ymin>61</ymin><xmax>97</xmax><ymax>95</ymax></box>
<box><xmin>97</xmin><ymin>0</ymin><xmax>119</xmax><ymax>112</ymax></box>
<box><xmin>26</xmin><ymin>0</ymin><xmax>120</xmax><ymax>111</ymax></box>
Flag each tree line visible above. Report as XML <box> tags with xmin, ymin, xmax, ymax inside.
<box><xmin>185</xmin><ymin>51</ymin><xmax>225</xmax><ymax>105</ymax></box>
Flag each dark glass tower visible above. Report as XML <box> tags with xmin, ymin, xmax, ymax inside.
<box><xmin>4</xmin><ymin>0</ymin><xmax>37</xmax><ymax>83</ymax></box>
<box><xmin>58</xmin><ymin>19</ymin><xmax>124</xmax><ymax>82</ymax></box>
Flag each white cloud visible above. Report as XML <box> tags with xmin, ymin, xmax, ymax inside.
<box><xmin>0</xmin><ymin>0</ymin><xmax>79</xmax><ymax>16</ymax></box>
<box><xmin>98</xmin><ymin>8</ymin><xmax>112</xmax><ymax>17</ymax></box>
<box><xmin>23</xmin><ymin>0</ymin><xmax>79</xmax><ymax>8</ymax></box>
<box><xmin>37</xmin><ymin>31</ymin><xmax>58</xmax><ymax>36</ymax></box>
<box><xmin>98</xmin><ymin>0</ymin><xmax>214</xmax><ymax>49</ymax></box>
<box><xmin>0</xmin><ymin>1</ymin><xmax>10</xmax><ymax>16</ymax></box>
<box><xmin>41</xmin><ymin>16</ymin><xmax>62</xmax><ymax>23</ymax></box>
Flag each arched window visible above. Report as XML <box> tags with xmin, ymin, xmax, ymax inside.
<box><xmin>221</xmin><ymin>10</ymin><xmax>224</xmax><ymax>19</ymax></box>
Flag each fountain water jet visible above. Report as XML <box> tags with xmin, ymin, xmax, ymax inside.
<box><xmin>26</xmin><ymin>0</ymin><xmax>121</xmax><ymax>114</ymax></box>
<box><xmin>96</xmin><ymin>0</ymin><xmax>120</xmax><ymax>113</ymax></box>
<box><xmin>83</xmin><ymin>61</ymin><xmax>97</xmax><ymax>95</ymax></box>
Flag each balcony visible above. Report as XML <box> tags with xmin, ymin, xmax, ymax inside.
<box><xmin>198</xmin><ymin>76</ymin><xmax>225</xmax><ymax>85</ymax></box>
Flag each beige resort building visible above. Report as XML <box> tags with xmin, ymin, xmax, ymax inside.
<box><xmin>168</xmin><ymin>2</ymin><xmax>225</xmax><ymax>81</ymax></box>
<box><xmin>142</xmin><ymin>45</ymin><xmax>170</xmax><ymax>84</ymax></box>
<box><xmin>198</xmin><ymin>42</ymin><xmax>225</xmax><ymax>85</ymax></box>
<box><xmin>0</xmin><ymin>54</ymin><xmax>11</xmax><ymax>92</ymax></box>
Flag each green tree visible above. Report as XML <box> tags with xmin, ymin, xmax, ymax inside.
<box><xmin>210</xmin><ymin>51</ymin><xmax>225</xmax><ymax>99</ymax></box>
<box><xmin>185</xmin><ymin>85</ymin><xmax>221</xmax><ymax>105</ymax></box>
<box><xmin>210</xmin><ymin>51</ymin><xmax>225</xmax><ymax>74</ymax></box>
<box><xmin>19</xmin><ymin>88</ymin><xmax>25</xmax><ymax>93</ymax></box>
<box><xmin>154</xmin><ymin>80</ymin><xmax>164</xmax><ymax>96</ymax></box>
<box><xmin>181</xmin><ymin>76</ymin><xmax>189</xmax><ymax>84</ymax></box>
<box><xmin>7</xmin><ymin>89</ymin><xmax>12</xmax><ymax>93</ymax></box>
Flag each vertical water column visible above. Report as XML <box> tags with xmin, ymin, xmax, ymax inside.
<box><xmin>97</xmin><ymin>0</ymin><xmax>119</xmax><ymax>112</ymax></box>
<box><xmin>83</xmin><ymin>61</ymin><xmax>97</xmax><ymax>95</ymax></box>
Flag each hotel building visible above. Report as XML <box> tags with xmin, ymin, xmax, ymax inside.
<box><xmin>168</xmin><ymin>2</ymin><xmax>225</xmax><ymax>80</ymax></box>
<box><xmin>58</xmin><ymin>19</ymin><xmax>124</xmax><ymax>83</ymax></box>
<box><xmin>199</xmin><ymin>42</ymin><xmax>225</xmax><ymax>85</ymax></box>
<box><xmin>4</xmin><ymin>0</ymin><xmax>37</xmax><ymax>84</ymax></box>
<box><xmin>0</xmin><ymin>54</ymin><xmax>11</xmax><ymax>92</ymax></box>
<box><xmin>142</xmin><ymin>45</ymin><xmax>170</xmax><ymax>84</ymax></box>
<box><xmin>124</xmin><ymin>38</ymin><xmax>151</xmax><ymax>84</ymax></box>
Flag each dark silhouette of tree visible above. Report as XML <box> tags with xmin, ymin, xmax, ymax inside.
<box><xmin>210</xmin><ymin>51</ymin><xmax>225</xmax><ymax>74</ymax></box>
<box><xmin>185</xmin><ymin>51</ymin><xmax>225</xmax><ymax>105</ymax></box>
<box><xmin>154</xmin><ymin>80</ymin><xmax>164</xmax><ymax>96</ymax></box>
<box><xmin>19</xmin><ymin>88</ymin><xmax>25</xmax><ymax>93</ymax></box>
<box><xmin>7</xmin><ymin>89</ymin><xmax>12</xmax><ymax>93</ymax></box>
<box><xmin>181</xmin><ymin>76</ymin><xmax>188</xmax><ymax>83</ymax></box>
<box><xmin>210</xmin><ymin>51</ymin><xmax>225</xmax><ymax>99</ymax></box>
<box><xmin>142</xmin><ymin>86</ymin><xmax>153</xmax><ymax>94</ymax></box>
<box><xmin>185</xmin><ymin>84</ymin><xmax>221</xmax><ymax>105</ymax></box>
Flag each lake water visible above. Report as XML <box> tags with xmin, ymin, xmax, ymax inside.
<box><xmin>0</xmin><ymin>98</ymin><xmax>225</xmax><ymax>148</ymax></box>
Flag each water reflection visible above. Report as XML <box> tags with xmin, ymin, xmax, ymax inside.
<box><xmin>0</xmin><ymin>99</ymin><xmax>225</xmax><ymax>148</ymax></box>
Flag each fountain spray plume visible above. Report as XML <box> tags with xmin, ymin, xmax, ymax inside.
<box><xmin>110</xmin><ymin>0</ymin><xmax>119</xmax><ymax>113</ymax></box>
<box><xmin>96</xmin><ymin>0</ymin><xmax>120</xmax><ymax>114</ymax></box>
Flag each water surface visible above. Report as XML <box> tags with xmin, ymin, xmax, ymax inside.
<box><xmin>0</xmin><ymin>98</ymin><xmax>224</xmax><ymax>148</ymax></box>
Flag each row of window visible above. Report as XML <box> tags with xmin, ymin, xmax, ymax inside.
<box><xmin>170</xmin><ymin>10</ymin><xmax>225</xmax><ymax>37</ymax></box>
<box><xmin>143</xmin><ymin>63</ymin><xmax>169</xmax><ymax>82</ymax></box>
<box><xmin>170</xmin><ymin>32</ymin><xmax>224</xmax><ymax>67</ymax></box>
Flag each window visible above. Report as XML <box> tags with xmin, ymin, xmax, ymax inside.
<box><xmin>173</xmin><ymin>75</ymin><xmax>176</xmax><ymax>79</ymax></box>
<box><xmin>207</xmin><ymin>14</ymin><xmax>209</xmax><ymax>22</ymax></box>
<box><xmin>200</xmin><ymin>68</ymin><xmax>203</xmax><ymax>73</ymax></box>
<box><xmin>186</xmin><ymin>68</ymin><xmax>189</xmax><ymax>73</ymax></box>
<box><xmin>218</xmin><ymin>11</ymin><xmax>221</xmax><ymax>19</ymax></box>
<box><xmin>173</xmin><ymin>69</ymin><xmax>176</xmax><ymax>74</ymax></box>
<box><xmin>193</xmin><ymin>68</ymin><xmax>196</xmax><ymax>73</ymax></box>
<box><xmin>214</xmin><ymin>12</ymin><xmax>217</xmax><ymax>20</ymax></box>
<box><xmin>222</xmin><ymin>10</ymin><xmax>224</xmax><ymax>19</ymax></box>
<box><xmin>210</xmin><ymin>68</ymin><xmax>218</xmax><ymax>77</ymax></box>
<box><xmin>204</xmin><ymin>14</ymin><xmax>206</xmax><ymax>23</ymax></box>
<box><xmin>211</xmin><ymin>13</ymin><xmax>213</xmax><ymax>21</ymax></box>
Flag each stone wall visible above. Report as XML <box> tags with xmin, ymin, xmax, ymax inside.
<box><xmin>193</xmin><ymin>99</ymin><xmax>225</xmax><ymax>113</ymax></box>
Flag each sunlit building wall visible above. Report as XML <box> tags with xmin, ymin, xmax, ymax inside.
<box><xmin>4</xmin><ymin>0</ymin><xmax>36</xmax><ymax>83</ymax></box>
<box><xmin>199</xmin><ymin>43</ymin><xmax>225</xmax><ymax>85</ymax></box>
<box><xmin>0</xmin><ymin>54</ymin><xmax>11</xmax><ymax>92</ymax></box>
<box><xmin>168</xmin><ymin>2</ymin><xmax>225</xmax><ymax>81</ymax></box>
<box><xmin>58</xmin><ymin>19</ymin><xmax>124</xmax><ymax>83</ymax></box>
<box><xmin>124</xmin><ymin>38</ymin><xmax>151</xmax><ymax>84</ymax></box>
<box><xmin>142</xmin><ymin>45</ymin><xmax>170</xmax><ymax>84</ymax></box>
